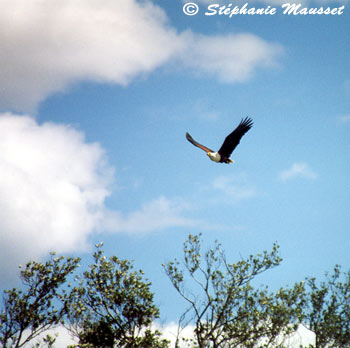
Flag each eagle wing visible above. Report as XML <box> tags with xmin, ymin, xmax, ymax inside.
<box><xmin>218</xmin><ymin>117</ymin><xmax>253</xmax><ymax>158</ymax></box>
<box><xmin>186</xmin><ymin>132</ymin><xmax>214</xmax><ymax>153</ymax></box>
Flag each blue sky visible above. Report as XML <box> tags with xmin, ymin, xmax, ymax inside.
<box><xmin>0</xmin><ymin>0</ymin><xmax>349</xmax><ymax>328</ymax></box>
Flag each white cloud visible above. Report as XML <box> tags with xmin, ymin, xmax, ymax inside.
<box><xmin>195</xmin><ymin>0</ymin><xmax>348</xmax><ymax>7</ymax></box>
<box><xmin>22</xmin><ymin>323</ymin><xmax>315</xmax><ymax>348</ymax></box>
<box><xmin>158</xmin><ymin>321</ymin><xmax>315</xmax><ymax>348</ymax></box>
<box><xmin>180</xmin><ymin>33</ymin><xmax>283</xmax><ymax>84</ymax></box>
<box><xmin>286</xmin><ymin>325</ymin><xmax>315</xmax><ymax>348</ymax></box>
<box><xmin>157</xmin><ymin>322</ymin><xmax>196</xmax><ymax>348</ymax></box>
<box><xmin>104</xmin><ymin>196</ymin><xmax>200</xmax><ymax>234</ymax></box>
<box><xmin>0</xmin><ymin>114</ymin><xmax>198</xmax><ymax>282</ymax></box>
<box><xmin>0</xmin><ymin>0</ymin><xmax>283</xmax><ymax>112</ymax></box>
<box><xmin>0</xmin><ymin>113</ymin><xmax>113</xmax><ymax>281</ymax></box>
<box><xmin>192</xmin><ymin>99</ymin><xmax>221</xmax><ymax>121</ymax></box>
<box><xmin>279</xmin><ymin>162</ymin><xmax>318</xmax><ymax>182</ymax></box>
<box><xmin>0</xmin><ymin>0</ymin><xmax>183</xmax><ymax>111</ymax></box>
<box><xmin>338</xmin><ymin>115</ymin><xmax>350</xmax><ymax>123</ymax></box>
<box><xmin>212</xmin><ymin>174</ymin><xmax>257</xmax><ymax>201</ymax></box>
<box><xmin>21</xmin><ymin>326</ymin><xmax>77</xmax><ymax>348</ymax></box>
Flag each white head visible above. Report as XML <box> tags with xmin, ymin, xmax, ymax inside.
<box><xmin>207</xmin><ymin>152</ymin><xmax>221</xmax><ymax>163</ymax></box>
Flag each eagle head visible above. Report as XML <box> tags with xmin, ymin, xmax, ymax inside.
<box><xmin>207</xmin><ymin>152</ymin><xmax>221</xmax><ymax>163</ymax></box>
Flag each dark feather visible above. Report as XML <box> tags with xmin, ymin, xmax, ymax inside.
<box><xmin>218</xmin><ymin>117</ymin><xmax>253</xmax><ymax>158</ymax></box>
<box><xmin>186</xmin><ymin>132</ymin><xmax>214</xmax><ymax>153</ymax></box>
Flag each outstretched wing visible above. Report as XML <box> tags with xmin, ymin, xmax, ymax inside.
<box><xmin>218</xmin><ymin>117</ymin><xmax>253</xmax><ymax>158</ymax></box>
<box><xmin>186</xmin><ymin>132</ymin><xmax>214</xmax><ymax>153</ymax></box>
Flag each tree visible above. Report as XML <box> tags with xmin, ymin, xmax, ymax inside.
<box><xmin>163</xmin><ymin>234</ymin><xmax>305</xmax><ymax>348</ymax></box>
<box><xmin>2</xmin><ymin>235</ymin><xmax>350</xmax><ymax>348</ymax></box>
<box><xmin>302</xmin><ymin>265</ymin><xmax>350</xmax><ymax>348</ymax></box>
<box><xmin>0</xmin><ymin>253</ymin><xmax>80</xmax><ymax>348</ymax></box>
<box><xmin>67</xmin><ymin>243</ymin><xmax>169</xmax><ymax>348</ymax></box>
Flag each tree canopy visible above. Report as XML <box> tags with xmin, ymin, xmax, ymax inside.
<box><xmin>0</xmin><ymin>253</ymin><xmax>80</xmax><ymax>348</ymax></box>
<box><xmin>302</xmin><ymin>265</ymin><xmax>350</xmax><ymax>348</ymax></box>
<box><xmin>163</xmin><ymin>234</ymin><xmax>305</xmax><ymax>348</ymax></box>
<box><xmin>67</xmin><ymin>242</ymin><xmax>168</xmax><ymax>348</ymax></box>
<box><xmin>1</xmin><ymin>234</ymin><xmax>349</xmax><ymax>348</ymax></box>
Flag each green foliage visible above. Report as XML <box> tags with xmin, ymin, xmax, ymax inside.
<box><xmin>163</xmin><ymin>233</ymin><xmax>305</xmax><ymax>348</ymax></box>
<box><xmin>302</xmin><ymin>265</ymin><xmax>350</xmax><ymax>348</ymax></box>
<box><xmin>0</xmin><ymin>253</ymin><xmax>80</xmax><ymax>348</ymax></box>
<box><xmin>1</xmin><ymin>235</ymin><xmax>350</xmax><ymax>348</ymax></box>
<box><xmin>67</xmin><ymin>243</ymin><xmax>169</xmax><ymax>348</ymax></box>
<box><xmin>31</xmin><ymin>333</ymin><xmax>57</xmax><ymax>348</ymax></box>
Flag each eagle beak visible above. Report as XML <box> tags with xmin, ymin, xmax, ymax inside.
<box><xmin>229</xmin><ymin>159</ymin><xmax>234</xmax><ymax>164</ymax></box>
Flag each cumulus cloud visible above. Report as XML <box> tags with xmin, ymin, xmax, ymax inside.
<box><xmin>0</xmin><ymin>0</ymin><xmax>283</xmax><ymax>112</ymax></box>
<box><xmin>22</xmin><ymin>323</ymin><xmax>315</xmax><ymax>348</ymax></box>
<box><xmin>279</xmin><ymin>162</ymin><xmax>318</xmax><ymax>182</ymax></box>
<box><xmin>22</xmin><ymin>326</ymin><xmax>77</xmax><ymax>348</ymax></box>
<box><xmin>22</xmin><ymin>323</ymin><xmax>195</xmax><ymax>348</ymax></box>
<box><xmin>180</xmin><ymin>33</ymin><xmax>283</xmax><ymax>84</ymax></box>
<box><xmin>0</xmin><ymin>113</ymin><xmax>113</xmax><ymax>281</ymax></box>
<box><xmin>158</xmin><ymin>321</ymin><xmax>315</xmax><ymax>348</ymax></box>
<box><xmin>0</xmin><ymin>114</ymin><xmax>198</xmax><ymax>282</ymax></box>
<box><xmin>0</xmin><ymin>0</ymin><xmax>182</xmax><ymax>111</ymax></box>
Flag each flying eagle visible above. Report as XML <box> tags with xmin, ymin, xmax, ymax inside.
<box><xmin>186</xmin><ymin>117</ymin><xmax>253</xmax><ymax>164</ymax></box>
